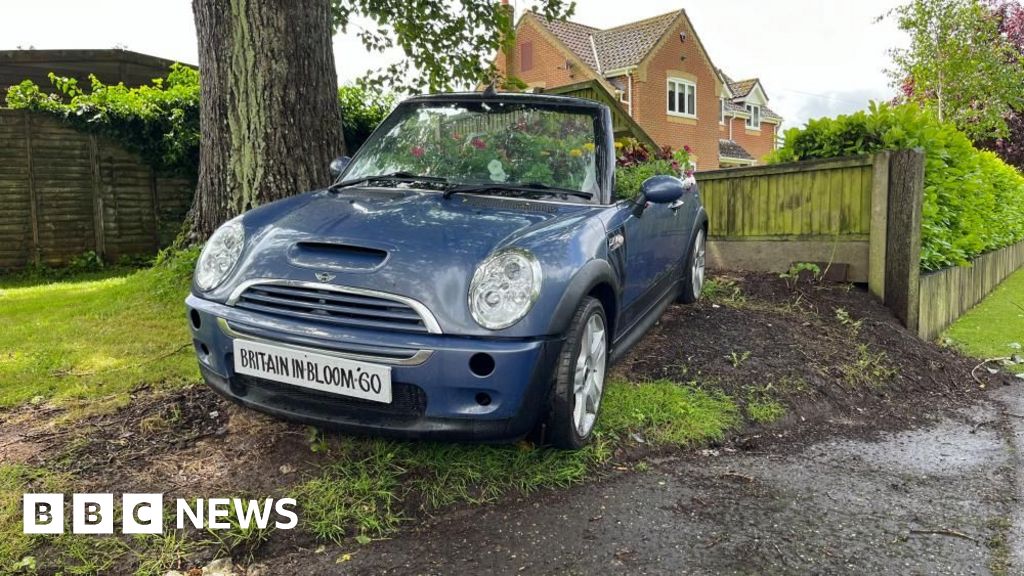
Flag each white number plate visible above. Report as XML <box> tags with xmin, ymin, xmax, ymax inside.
<box><xmin>233</xmin><ymin>339</ymin><xmax>392</xmax><ymax>403</ymax></box>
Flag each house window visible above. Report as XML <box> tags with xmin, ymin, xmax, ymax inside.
<box><xmin>746</xmin><ymin>104</ymin><xmax>761</xmax><ymax>129</ymax></box>
<box><xmin>719</xmin><ymin>98</ymin><xmax>725</xmax><ymax>124</ymax></box>
<box><xmin>520</xmin><ymin>42</ymin><xmax>534</xmax><ymax>72</ymax></box>
<box><xmin>667</xmin><ymin>78</ymin><xmax>696</xmax><ymax>118</ymax></box>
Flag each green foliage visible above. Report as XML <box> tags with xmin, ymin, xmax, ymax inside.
<box><xmin>614</xmin><ymin>138</ymin><xmax>694</xmax><ymax>199</ymax></box>
<box><xmin>885</xmin><ymin>0</ymin><xmax>1024</xmax><ymax>140</ymax></box>
<box><xmin>337</xmin><ymin>84</ymin><xmax>395</xmax><ymax>152</ymax></box>
<box><xmin>6</xmin><ymin>65</ymin><xmax>200</xmax><ymax>179</ymax></box>
<box><xmin>769</xmin><ymin>102</ymin><xmax>1024</xmax><ymax>270</ymax></box>
<box><xmin>329</xmin><ymin>0</ymin><xmax>575</xmax><ymax>92</ymax></box>
<box><xmin>5</xmin><ymin>69</ymin><xmax>395</xmax><ymax>180</ymax></box>
<box><xmin>599</xmin><ymin>379</ymin><xmax>739</xmax><ymax>445</ymax></box>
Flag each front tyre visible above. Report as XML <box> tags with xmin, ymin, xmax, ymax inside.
<box><xmin>678</xmin><ymin>227</ymin><xmax>706</xmax><ymax>304</ymax></box>
<box><xmin>547</xmin><ymin>297</ymin><xmax>608</xmax><ymax>450</ymax></box>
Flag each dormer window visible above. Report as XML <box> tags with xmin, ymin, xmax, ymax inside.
<box><xmin>745</xmin><ymin>104</ymin><xmax>761</xmax><ymax>129</ymax></box>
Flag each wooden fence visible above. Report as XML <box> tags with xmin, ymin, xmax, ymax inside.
<box><xmin>918</xmin><ymin>240</ymin><xmax>1024</xmax><ymax>341</ymax></box>
<box><xmin>0</xmin><ymin>109</ymin><xmax>193</xmax><ymax>269</ymax></box>
<box><xmin>698</xmin><ymin>149</ymin><xmax>1024</xmax><ymax>341</ymax></box>
<box><xmin>697</xmin><ymin>155</ymin><xmax>880</xmax><ymax>282</ymax></box>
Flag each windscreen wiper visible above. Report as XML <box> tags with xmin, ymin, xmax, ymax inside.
<box><xmin>442</xmin><ymin>181</ymin><xmax>594</xmax><ymax>201</ymax></box>
<box><xmin>329</xmin><ymin>172</ymin><xmax>451</xmax><ymax>191</ymax></box>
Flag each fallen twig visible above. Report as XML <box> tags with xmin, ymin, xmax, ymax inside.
<box><xmin>909</xmin><ymin>528</ymin><xmax>978</xmax><ymax>544</ymax></box>
<box><xmin>970</xmin><ymin>357</ymin><xmax>1011</xmax><ymax>386</ymax></box>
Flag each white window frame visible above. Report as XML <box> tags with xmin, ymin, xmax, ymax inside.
<box><xmin>719</xmin><ymin>98</ymin><xmax>726</xmax><ymax>125</ymax></box>
<box><xmin>745</xmin><ymin>104</ymin><xmax>761</xmax><ymax>129</ymax></box>
<box><xmin>667</xmin><ymin>77</ymin><xmax>697</xmax><ymax>118</ymax></box>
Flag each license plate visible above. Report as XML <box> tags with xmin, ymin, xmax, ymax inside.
<box><xmin>233</xmin><ymin>339</ymin><xmax>392</xmax><ymax>403</ymax></box>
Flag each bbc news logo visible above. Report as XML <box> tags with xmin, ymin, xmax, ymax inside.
<box><xmin>23</xmin><ymin>494</ymin><xmax>298</xmax><ymax>534</ymax></box>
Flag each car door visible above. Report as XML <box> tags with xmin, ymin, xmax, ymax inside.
<box><xmin>615</xmin><ymin>199</ymin><xmax>682</xmax><ymax>332</ymax></box>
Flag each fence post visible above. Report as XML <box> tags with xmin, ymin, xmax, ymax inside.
<box><xmin>868</xmin><ymin>151</ymin><xmax>890</xmax><ymax>300</ymax></box>
<box><xmin>884</xmin><ymin>149</ymin><xmax>924</xmax><ymax>332</ymax></box>
<box><xmin>88</xmin><ymin>134</ymin><xmax>106</xmax><ymax>259</ymax></box>
<box><xmin>23</xmin><ymin>110</ymin><xmax>40</xmax><ymax>266</ymax></box>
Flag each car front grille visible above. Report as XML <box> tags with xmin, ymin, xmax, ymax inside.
<box><xmin>233</xmin><ymin>374</ymin><xmax>428</xmax><ymax>421</ymax></box>
<box><xmin>232</xmin><ymin>282</ymin><xmax>433</xmax><ymax>334</ymax></box>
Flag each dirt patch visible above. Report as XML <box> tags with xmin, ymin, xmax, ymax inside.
<box><xmin>616</xmin><ymin>273</ymin><xmax>1009</xmax><ymax>448</ymax></box>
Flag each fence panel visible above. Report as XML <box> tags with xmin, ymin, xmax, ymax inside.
<box><xmin>696</xmin><ymin>155</ymin><xmax>875</xmax><ymax>281</ymax></box>
<box><xmin>918</xmin><ymin>240</ymin><xmax>1024</xmax><ymax>341</ymax></box>
<box><xmin>0</xmin><ymin>109</ymin><xmax>193</xmax><ymax>270</ymax></box>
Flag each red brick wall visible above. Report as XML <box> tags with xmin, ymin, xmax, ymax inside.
<box><xmin>730</xmin><ymin>117</ymin><xmax>778</xmax><ymax>163</ymax></box>
<box><xmin>496</xmin><ymin>17</ymin><xmax>597</xmax><ymax>89</ymax></box>
<box><xmin>629</xmin><ymin>15</ymin><xmax>721</xmax><ymax>168</ymax></box>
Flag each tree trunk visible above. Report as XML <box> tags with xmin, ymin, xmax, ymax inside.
<box><xmin>187</xmin><ymin>0</ymin><xmax>344</xmax><ymax>241</ymax></box>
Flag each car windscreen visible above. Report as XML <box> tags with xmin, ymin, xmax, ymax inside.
<box><xmin>343</xmin><ymin>101</ymin><xmax>602</xmax><ymax>200</ymax></box>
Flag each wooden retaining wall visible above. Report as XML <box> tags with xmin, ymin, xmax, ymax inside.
<box><xmin>0</xmin><ymin>109</ymin><xmax>193</xmax><ymax>269</ymax></box>
<box><xmin>697</xmin><ymin>155</ymin><xmax>879</xmax><ymax>282</ymax></box>
<box><xmin>918</xmin><ymin>240</ymin><xmax>1024</xmax><ymax>341</ymax></box>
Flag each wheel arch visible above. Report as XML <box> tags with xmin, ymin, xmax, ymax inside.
<box><xmin>546</xmin><ymin>259</ymin><xmax>620</xmax><ymax>338</ymax></box>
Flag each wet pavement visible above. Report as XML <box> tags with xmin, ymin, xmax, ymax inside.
<box><xmin>281</xmin><ymin>386</ymin><xmax>1024</xmax><ymax>575</ymax></box>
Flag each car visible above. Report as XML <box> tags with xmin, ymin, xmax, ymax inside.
<box><xmin>186</xmin><ymin>91</ymin><xmax>707</xmax><ymax>449</ymax></box>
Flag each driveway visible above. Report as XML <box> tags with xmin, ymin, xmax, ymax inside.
<box><xmin>273</xmin><ymin>384</ymin><xmax>1023</xmax><ymax>575</ymax></box>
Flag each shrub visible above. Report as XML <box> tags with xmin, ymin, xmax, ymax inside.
<box><xmin>6</xmin><ymin>65</ymin><xmax>201</xmax><ymax>179</ymax></box>
<box><xmin>614</xmin><ymin>139</ymin><xmax>693</xmax><ymax>199</ymax></box>
<box><xmin>338</xmin><ymin>84</ymin><xmax>396</xmax><ymax>152</ymax></box>
<box><xmin>5</xmin><ymin>69</ymin><xmax>395</xmax><ymax>180</ymax></box>
<box><xmin>768</xmin><ymin>102</ymin><xmax>1024</xmax><ymax>271</ymax></box>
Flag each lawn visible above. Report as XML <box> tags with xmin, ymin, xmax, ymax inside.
<box><xmin>0</xmin><ymin>252</ymin><xmax>199</xmax><ymax>414</ymax></box>
<box><xmin>944</xmin><ymin>268</ymin><xmax>1024</xmax><ymax>373</ymax></box>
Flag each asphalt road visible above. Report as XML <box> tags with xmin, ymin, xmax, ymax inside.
<box><xmin>269</xmin><ymin>384</ymin><xmax>1024</xmax><ymax>575</ymax></box>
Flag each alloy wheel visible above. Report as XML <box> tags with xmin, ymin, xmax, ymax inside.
<box><xmin>572</xmin><ymin>313</ymin><xmax>607</xmax><ymax>437</ymax></box>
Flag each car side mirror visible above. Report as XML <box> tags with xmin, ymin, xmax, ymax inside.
<box><xmin>633</xmin><ymin>175</ymin><xmax>685</xmax><ymax>217</ymax></box>
<box><xmin>329</xmin><ymin>156</ymin><xmax>352</xmax><ymax>180</ymax></box>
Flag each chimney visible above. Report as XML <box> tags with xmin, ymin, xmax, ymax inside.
<box><xmin>500</xmin><ymin>0</ymin><xmax>516</xmax><ymax>84</ymax></box>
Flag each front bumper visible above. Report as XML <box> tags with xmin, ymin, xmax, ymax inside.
<box><xmin>186</xmin><ymin>294</ymin><xmax>563</xmax><ymax>441</ymax></box>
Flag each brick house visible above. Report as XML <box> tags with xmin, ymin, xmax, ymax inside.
<box><xmin>494</xmin><ymin>8</ymin><xmax>782</xmax><ymax>169</ymax></box>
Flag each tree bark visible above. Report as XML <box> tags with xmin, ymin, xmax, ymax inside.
<box><xmin>188</xmin><ymin>0</ymin><xmax>344</xmax><ymax>241</ymax></box>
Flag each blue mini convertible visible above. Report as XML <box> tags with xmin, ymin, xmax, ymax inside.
<box><xmin>186</xmin><ymin>92</ymin><xmax>707</xmax><ymax>449</ymax></box>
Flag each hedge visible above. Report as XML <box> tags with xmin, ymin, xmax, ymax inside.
<box><xmin>768</xmin><ymin>102</ymin><xmax>1024</xmax><ymax>271</ymax></box>
<box><xmin>4</xmin><ymin>67</ymin><xmax>393</xmax><ymax>180</ymax></box>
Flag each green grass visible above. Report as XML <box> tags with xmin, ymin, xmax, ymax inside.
<box><xmin>0</xmin><ymin>251</ymin><xmax>199</xmax><ymax>413</ymax></box>
<box><xmin>0</xmin><ymin>465</ymin><xmax>66</xmax><ymax>571</ymax></box>
<box><xmin>746</xmin><ymin>398</ymin><xmax>786</xmax><ymax>423</ymax></box>
<box><xmin>294</xmin><ymin>378</ymin><xmax>739</xmax><ymax>544</ymax></box>
<box><xmin>944</xmin><ymin>268</ymin><xmax>1024</xmax><ymax>373</ymax></box>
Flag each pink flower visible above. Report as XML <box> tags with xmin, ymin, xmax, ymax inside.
<box><xmin>471</xmin><ymin>137</ymin><xmax>486</xmax><ymax>149</ymax></box>
<box><xmin>410</xmin><ymin>145</ymin><xmax>425</xmax><ymax>158</ymax></box>
<box><xmin>683</xmin><ymin>145</ymin><xmax>692</xmax><ymax>153</ymax></box>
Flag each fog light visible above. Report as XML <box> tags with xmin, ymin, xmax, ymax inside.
<box><xmin>475</xmin><ymin>392</ymin><xmax>492</xmax><ymax>406</ymax></box>
<box><xmin>469</xmin><ymin>353</ymin><xmax>495</xmax><ymax>377</ymax></box>
<box><xmin>190</xmin><ymin>309</ymin><xmax>202</xmax><ymax>330</ymax></box>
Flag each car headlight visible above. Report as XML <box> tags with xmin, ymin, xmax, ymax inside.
<box><xmin>195</xmin><ymin>219</ymin><xmax>245</xmax><ymax>292</ymax></box>
<box><xmin>469</xmin><ymin>249</ymin><xmax>543</xmax><ymax>330</ymax></box>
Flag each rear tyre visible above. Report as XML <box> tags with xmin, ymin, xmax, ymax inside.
<box><xmin>547</xmin><ymin>297</ymin><xmax>608</xmax><ymax>450</ymax></box>
<box><xmin>677</xmin><ymin>227</ymin><xmax>706</xmax><ymax>304</ymax></box>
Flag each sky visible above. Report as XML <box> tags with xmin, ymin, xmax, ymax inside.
<box><xmin>0</xmin><ymin>0</ymin><xmax>908</xmax><ymax>129</ymax></box>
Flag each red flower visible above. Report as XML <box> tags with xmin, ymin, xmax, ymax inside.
<box><xmin>410</xmin><ymin>145</ymin><xmax>425</xmax><ymax>158</ymax></box>
<box><xmin>683</xmin><ymin>145</ymin><xmax>692</xmax><ymax>153</ymax></box>
<box><xmin>470</xmin><ymin>137</ymin><xmax>486</xmax><ymax>149</ymax></box>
